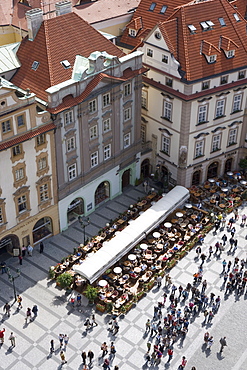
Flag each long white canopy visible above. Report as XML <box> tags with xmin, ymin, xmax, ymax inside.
<box><xmin>74</xmin><ymin>185</ymin><xmax>189</xmax><ymax>283</ymax></box>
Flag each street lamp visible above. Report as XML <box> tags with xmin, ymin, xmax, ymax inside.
<box><xmin>78</xmin><ymin>215</ymin><xmax>90</xmax><ymax>245</ymax></box>
<box><xmin>6</xmin><ymin>267</ymin><xmax>20</xmax><ymax>304</ymax></box>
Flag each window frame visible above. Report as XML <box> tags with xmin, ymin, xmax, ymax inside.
<box><xmin>124</xmin><ymin>133</ymin><xmax>131</xmax><ymax>148</ymax></box>
<box><xmin>162</xmin><ymin>135</ymin><xmax>170</xmax><ymax>155</ymax></box>
<box><xmin>17</xmin><ymin>195</ymin><xmax>27</xmax><ymax>213</ymax></box>
<box><xmin>36</xmin><ymin>133</ymin><xmax>45</xmax><ymax>146</ymax></box>
<box><xmin>17</xmin><ymin>114</ymin><xmax>25</xmax><ymax>127</ymax></box>
<box><xmin>15</xmin><ymin>168</ymin><xmax>25</xmax><ymax>181</ymax></box>
<box><xmin>165</xmin><ymin>77</ymin><xmax>173</xmax><ymax>87</ymax></box>
<box><xmin>65</xmin><ymin>110</ymin><xmax>73</xmax><ymax>125</ymax></box>
<box><xmin>68</xmin><ymin>163</ymin><xmax>77</xmax><ymax>181</ymax></box>
<box><xmin>220</xmin><ymin>75</ymin><xmax>228</xmax><ymax>85</ymax></box>
<box><xmin>147</xmin><ymin>48</ymin><xmax>153</xmax><ymax>57</ymax></box>
<box><xmin>12</xmin><ymin>144</ymin><xmax>22</xmax><ymax>157</ymax></box>
<box><xmin>141</xmin><ymin>90</ymin><xmax>148</xmax><ymax>109</ymax></box>
<box><xmin>67</xmin><ymin>136</ymin><xmax>75</xmax><ymax>152</ymax></box>
<box><xmin>238</xmin><ymin>70</ymin><xmax>245</xmax><ymax>80</ymax></box>
<box><xmin>198</xmin><ymin>104</ymin><xmax>208</xmax><ymax>124</ymax></box>
<box><xmin>163</xmin><ymin>100</ymin><xmax>172</xmax><ymax>121</ymax></box>
<box><xmin>124</xmin><ymin>83</ymin><xmax>131</xmax><ymax>97</ymax></box>
<box><xmin>103</xmin><ymin>118</ymin><xmax>111</xmax><ymax>133</ymax></box>
<box><xmin>124</xmin><ymin>107</ymin><xmax>131</xmax><ymax>122</ymax></box>
<box><xmin>195</xmin><ymin>140</ymin><xmax>204</xmax><ymax>158</ymax></box>
<box><xmin>211</xmin><ymin>134</ymin><xmax>221</xmax><ymax>152</ymax></box>
<box><xmin>162</xmin><ymin>55</ymin><xmax>168</xmax><ymax>64</ymax></box>
<box><xmin>228</xmin><ymin>128</ymin><xmax>238</xmax><ymax>146</ymax></box>
<box><xmin>1</xmin><ymin>119</ymin><xmax>11</xmax><ymax>133</ymax></box>
<box><xmin>38</xmin><ymin>157</ymin><xmax>47</xmax><ymax>171</ymax></box>
<box><xmin>89</xmin><ymin>125</ymin><xmax>98</xmax><ymax>140</ymax></box>
<box><xmin>129</xmin><ymin>29</ymin><xmax>136</xmax><ymax>37</ymax></box>
<box><xmin>88</xmin><ymin>99</ymin><xmax>97</xmax><ymax>114</ymax></box>
<box><xmin>39</xmin><ymin>183</ymin><xmax>49</xmax><ymax>202</ymax></box>
<box><xmin>91</xmin><ymin>151</ymin><xmax>99</xmax><ymax>168</ymax></box>
<box><xmin>202</xmin><ymin>81</ymin><xmax>210</xmax><ymax>90</ymax></box>
<box><xmin>104</xmin><ymin>144</ymin><xmax>111</xmax><ymax>160</ymax></box>
<box><xmin>215</xmin><ymin>99</ymin><xmax>225</xmax><ymax>118</ymax></box>
<box><xmin>232</xmin><ymin>94</ymin><xmax>242</xmax><ymax>112</ymax></box>
<box><xmin>102</xmin><ymin>93</ymin><xmax>111</xmax><ymax>108</ymax></box>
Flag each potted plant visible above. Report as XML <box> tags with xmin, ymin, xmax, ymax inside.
<box><xmin>48</xmin><ymin>266</ymin><xmax>55</xmax><ymax>279</ymax></box>
<box><xmin>83</xmin><ymin>284</ymin><xmax>99</xmax><ymax>304</ymax></box>
<box><xmin>96</xmin><ymin>303</ymin><xmax>106</xmax><ymax>313</ymax></box>
<box><xmin>56</xmin><ymin>272</ymin><xmax>73</xmax><ymax>289</ymax></box>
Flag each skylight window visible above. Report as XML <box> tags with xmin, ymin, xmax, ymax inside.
<box><xmin>149</xmin><ymin>2</ymin><xmax>156</xmax><ymax>11</ymax></box>
<box><xmin>188</xmin><ymin>24</ymin><xmax>197</xmax><ymax>34</ymax></box>
<box><xmin>206</xmin><ymin>20</ymin><xmax>214</xmax><ymax>28</ymax></box>
<box><xmin>160</xmin><ymin>5</ymin><xmax>167</xmax><ymax>14</ymax></box>
<box><xmin>219</xmin><ymin>17</ymin><xmax>226</xmax><ymax>26</ymax></box>
<box><xmin>200</xmin><ymin>21</ymin><xmax>209</xmax><ymax>30</ymax></box>
<box><xmin>31</xmin><ymin>61</ymin><xmax>39</xmax><ymax>71</ymax></box>
<box><xmin>61</xmin><ymin>60</ymin><xmax>71</xmax><ymax>69</ymax></box>
<box><xmin>233</xmin><ymin>13</ymin><xmax>240</xmax><ymax>22</ymax></box>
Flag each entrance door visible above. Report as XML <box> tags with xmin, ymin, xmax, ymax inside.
<box><xmin>141</xmin><ymin>159</ymin><xmax>150</xmax><ymax>178</ymax></box>
<box><xmin>122</xmin><ymin>169</ymin><xmax>130</xmax><ymax>189</ymax></box>
<box><xmin>207</xmin><ymin>162</ymin><xmax>219</xmax><ymax>179</ymax></box>
<box><xmin>0</xmin><ymin>234</ymin><xmax>20</xmax><ymax>255</ymax></box>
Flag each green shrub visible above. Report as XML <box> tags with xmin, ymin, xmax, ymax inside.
<box><xmin>56</xmin><ymin>272</ymin><xmax>73</xmax><ymax>289</ymax></box>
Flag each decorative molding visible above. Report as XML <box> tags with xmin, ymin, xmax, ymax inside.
<box><xmin>215</xmin><ymin>91</ymin><xmax>230</xmax><ymax>97</ymax></box>
<box><xmin>194</xmin><ymin>132</ymin><xmax>209</xmax><ymax>139</ymax></box>
<box><xmin>197</xmin><ymin>96</ymin><xmax>212</xmax><ymax>102</ymax></box>
<box><xmin>211</xmin><ymin>126</ymin><xmax>226</xmax><ymax>133</ymax></box>
<box><xmin>159</xmin><ymin>128</ymin><xmax>173</xmax><ymax>136</ymax></box>
<box><xmin>161</xmin><ymin>92</ymin><xmax>174</xmax><ymax>100</ymax></box>
<box><xmin>228</xmin><ymin>120</ymin><xmax>242</xmax><ymax>127</ymax></box>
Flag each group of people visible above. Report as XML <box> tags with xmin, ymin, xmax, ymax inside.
<box><xmin>0</xmin><ymin>328</ymin><xmax>16</xmax><ymax>348</ymax></box>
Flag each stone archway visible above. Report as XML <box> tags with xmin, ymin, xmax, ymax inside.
<box><xmin>207</xmin><ymin>162</ymin><xmax>219</xmax><ymax>179</ymax></box>
<box><xmin>0</xmin><ymin>234</ymin><xmax>20</xmax><ymax>255</ymax></box>
<box><xmin>67</xmin><ymin>198</ymin><xmax>84</xmax><ymax>224</ymax></box>
<box><xmin>32</xmin><ymin>217</ymin><xmax>53</xmax><ymax>244</ymax></box>
<box><xmin>192</xmin><ymin>170</ymin><xmax>201</xmax><ymax>186</ymax></box>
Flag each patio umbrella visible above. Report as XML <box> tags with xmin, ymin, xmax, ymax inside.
<box><xmin>221</xmin><ymin>188</ymin><xmax>228</xmax><ymax>193</ymax></box>
<box><xmin>153</xmin><ymin>232</ymin><xmax>161</xmax><ymax>239</ymax></box>
<box><xmin>98</xmin><ymin>279</ymin><xmax>108</xmax><ymax>287</ymax></box>
<box><xmin>128</xmin><ymin>254</ymin><xmax>136</xmax><ymax>261</ymax></box>
<box><xmin>240</xmin><ymin>180</ymin><xmax>247</xmax><ymax>185</ymax></box>
<box><xmin>140</xmin><ymin>243</ymin><xmax>148</xmax><ymax>251</ymax></box>
<box><xmin>113</xmin><ymin>267</ymin><xmax>122</xmax><ymax>275</ymax></box>
<box><xmin>208</xmin><ymin>178</ymin><xmax>215</xmax><ymax>183</ymax></box>
<box><xmin>176</xmin><ymin>212</ymin><xmax>184</xmax><ymax>218</ymax></box>
<box><xmin>164</xmin><ymin>222</ymin><xmax>172</xmax><ymax>228</ymax></box>
<box><xmin>185</xmin><ymin>203</ymin><xmax>192</xmax><ymax>209</ymax></box>
<box><xmin>227</xmin><ymin>171</ymin><xmax>233</xmax><ymax>176</ymax></box>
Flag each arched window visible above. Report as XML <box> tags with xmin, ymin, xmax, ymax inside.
<box><xmin>67</xmin><ymin>198</ymin><xmax>84</xmax><ymax>224</ymax></box>
<box><xmin>224</xmin><ymin>158</ymin><xmax>232</xmax><ymax>173</ymax></box>
<box><xmin>95</xmin><ymin>181</ymin><xmax>110</xmax><ymax>206</ymax></box>
<box><xmin>122</xmin><ymin>169</ymin><xmax>131</xmax><ymax>189</ymax></box>
<box><xmin>207</xmin><ymin>162</ymin><xmax>218</xmax><ymax>179</ymax></box>
<box><xmin>32</xmin><ymin>217</ymin><xmax>53</xmax><ymax>244</ymax></box>
<box><xmin>141</xmin><ymin>159</ymin><xmax>150</xmax><ymax>178</ymax></box>
<box><xmin>192</xmin><ymin>170</ymin><xmax>201</xmax><ymax>186</ymax></box>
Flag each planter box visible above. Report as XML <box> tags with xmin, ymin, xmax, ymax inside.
<box><xmin>96</xmin><ymin>303</ymin><xmax>106</xmax><ymax>313</ymax></box>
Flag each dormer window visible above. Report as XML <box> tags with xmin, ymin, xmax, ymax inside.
<box><xmin>129</xmin><ymin>29</ymin><xmax>136</xmax><ymax>37</ymax></box>
<box><xmin>206</xmin><ymin>54</ymin><xmax>217</xmax><ymax>63</ymax></box>
<box><xmin>226</xmin><ymin>50</ymin><xmax>235</xmax><ymax>58</ymax></box>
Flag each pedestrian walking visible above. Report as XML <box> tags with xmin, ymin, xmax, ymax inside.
<box><xmin>110</xmin><ymin>342</ymin><xmax>116</xmax><ymax>358</ymax></box>
<box><xmin>32</xmin><ymin>305</ymin><xmax>38</xmax><ymax>318</ymax></box>
<box><xmin>84</xmin><ymin>318</ymin><xmax>92</xmax><ymax>330</ymax></box>
<box><xmin>9</xmin><ymin>332</ymin><xmax>16</xmax><ymax>347</ymax></box>
<box><xmin>27</xmin><ymin>244</ymin><xmax>33</xmax><ymax>256</ymax></box>
<box><xmin>207</xmin><ymin>336</ymin><xmax>214</xmax><ymax>349</ymax></box>
<box><xmin>208</xmin><ymin>246</ymin><xmax>213</xmax><ymax>258</ymax></box>
<box><xmin>147</xmin><ymin>341</ymin><xmax>151</xmax><ymax>353</ymax></box>
<box><xmin>59</xmin><ymin>334</ymin><xmax>64</xmax><ymax>348</ymax></box>
<box><xmin>221</xmin><ymin>234</ymin><xmax>227</xmax><ymax>246</ymax></box>
<box><xmin>91</xmin><ymin>313</ymin><xmax>98</xmax><ymax>326</ymax></box>
<box><xmin>3</xmin><ymin>302</ymin><xmax>11</xmax><ymax>317</ymax></box>
<box><xmin>101</xmin><ymin>342</ymin><xmax>108</xmax><ymax>357</ymax></box>
<box><xmin>227</xmin><ymin>261</ymin><xmax>232</xmax><ymax>272</ymax></box>
<box><xmin>39</xmin><ymin>241</ymin><xmax>44</xmax><ymax>253</ymax></box>
<box><xmin>0</xmin><ymin>328</ymin><xmax>5</xmax><ymax>344</ymax></box>
<box><xmin>156</xmin><ymin>275</ymin><xmax>162</xmax><ymax>287</ymax></box>
<box><xmin>145</xmin><ymin>353</ymin><xmax>151</xmax><ymax>366</ymax></box>
<box><xmin>204</xmin><ymin>331</ymin><xmax>209</xmax><ymax>343</ymax></box>
<box><xmin>25</xmin><ymin>307</ymin><xmax>32</xmax><ymax>323</ymax></box>
<box><xmin>102</xmin><ymin>358</ymin><xmax>110</xmax><ymax>369</ymax></box>
<box><xmin>167</xmin><ymin>348</ymin><xmax>173</xmax><ymax>362</ymax></box>
<box><xmin>21</xmin><ymin>245</ymin><xmax>26</xmax><ymax>257</ymax></box>
<box><xmin>19</xmin><ymin>255</ymin><xmax>23</xmax><ymax>265</ymax></box>
<box><xmin>88</xmin><ymin>349</ymin><xmax>94</xmax><ymax>365</ymax></box>
<box><xmin>60</xmin><ymin>350</ymin><xmax>67</xmax><ymax>364</ymax></box>
<box><xmin>76</xmin><ymin>294</ymin><xmax>81</xmax><ymax>306</ymax></box>
<box><xmin>222</xmin><ymin>260</ymin><xmax>227</xmax><ymax>273</ymax></box>
<box><xmin>241</xmin><ymin>214</ymin><xmax>246</xmax><ymax>225</ymax></box>
<box><xmin>231</xmin><ymin>227</ymin><xmax>236</xmax><ymax>238</ymax></box>
<box><xmin>233</xmin><ymin>239</ymin><xmax>238</xmax><ymax>252</ymax></box>
<box><xmin>50</xmin><ymin>339</ymin><xmax>54</xmax><ymax>353</ymax></box>
<box><xmin>64</xmin><ymin>334</ymin><xmax>69</xmax><ymax>346</ymax></box>
<box><xmin>145</xmin><ymin>319</ymin><xmax>151</xmax><ymax>332</ymax></box>
<box><xmin>81</xmin><ymin>351</ymin><xmax>87</xmax><ymax>365</ymax></box>
<box><xmin>17</xmin><ymin>295</ymin><xmax>23</xmax><ymax>309</ymax></box>
<box><xmin>219</xmin><ymin>337</ymin><xmax>227</xmax><ymax>353</ymax></box>
<box><xmin>0</xmin><ymin>261</ymin><xmax>7</xmax><ymax>274</ymax></box>
<box><xmin>179</xmin><ymin>356</ymin><xmax>187</xmax><ymax>368</ymax></box>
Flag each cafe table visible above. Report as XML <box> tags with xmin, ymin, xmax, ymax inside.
<box><xmin>219</xmin><ymin>204</ymin><xmax>225</xmax><ymax>208</ymax></box>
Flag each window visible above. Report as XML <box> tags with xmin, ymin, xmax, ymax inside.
<box><xmin>215</xmin><ymin>100</ymin><xmax>225</xmax><ymax>118</ymax></box>
<box><xmin>39</xmin><ymin>184</ymin><xmax>49</xmax><ymax>202</ymax></box>
<box><xmin>228</xmin><ymin>129</ymin><xmax>237</xmax><ymax>145</ymax></box>
<box><xmin>163</xmin><ymin>101</ymin><xmax>172</xmax><ymax>121</ymax></box>
<box><xmin>212</xmin><ymin>134</ymin><xmax>221</xmax><ymax>152</ymax></box>
<box><xmin>238</xmin><ymin>70</ymin><xmax>245</xmax><ymax>79</ymax></box>
<box><xmin>91</xmin><ymin>151</ymin><xmax>98</xmax><ymax>167</ymax></box>
<box><xmin>209</xmin><ymin>55</ymin><xmax>217</xmax><ymax>63</ymax></box>
<box><xmin>149</xmin><ymin>2</ymin><xmax>156</xmax><ymax>11</ymax></box>
<box><xmin>162</xmin><ymin>136</ymin><xmax>170</xmax><ymax>155</ymax></box>
<box><xmin>31</xmin><ymin>61</ymin><xmax>39</xmax><ymax>71</ymax></box>
<box><xmin>142</xmin><ymin>90</ymin><xmax>148</xmax><ymax>109</ymax></box>
<box><xmin>61</xmin><ymin>60</ymin><xmax>70</xmax><ymax>69</ymax></box>
<box><xmin>162</xmin><ymin>55</ymin><xmax>168</xmax><ymax>64</ymax></box>
<box><xmin>12</xmin><ymin>145</ymin><xmax>22</xmax><ymax>156</ymax></box>
<box><xmin>233</xmin><ymin>13</ymin><xmax>240</xmax><ymax>22</ymax></box>
<box><xmin>15</xmin><ymin>168</ymin><xmax>24</xmax><ymax>181</ymax></box>
<box><xmin>17</xmin><ymin>115</ymin><xmax>25</xmax><ymax>127</ymax></box>
<box><xmin>124</xmin><ymin>107</ymin><xmax>131</xmax><ymax>121</ymax></box>
<box><xmin>198</xmin><ymin>105</ymin><xmax>207</xmax><ymax>123</ymax></box>
<box><xmin>90</xmin><ymin>125</ymin><xmax>97</xmax><ymax>140</ymax></box>
<box><xmin>160</xmin><ymin>5</ymin><xmax>167</xmax><ymax>14</ymax></box>
<box><xmin>103</xmin><ymin>93</ymin><xmax>110</xmax><ymax>108</ymax></box>
<box><xmin>2</xmin><ymin>120</ymin><xmax>11</xmax><ymax>133</ymax></box>
<box><xmin>155</xmin><ymin>31</ymin><xmax>161</xmax><ymax>40</ymax></box>
<box><xmin>141</xmin><ymin>124</ymin><xmax>146</xmax><ymax>144</ymax></box>
<box><xmin>103</xmin><ymin>118</ymin><xmax>111</xmax><ymax>132</ymax></box>
<box><xmin>195</xmin><ymin>141</ymin><xmax>204</xmax><ymax>158</ymax></box>
<box><xmin>219</xmin><ymin>17</ymin><xmax>226</xmax><ymax>26</ymax></box>
<box><xmin>38</xmin><ymin>157</ymin><xmax>47</xmax><ymax>170</ymax></box>
<box><xmin>124</xmin><ymin>133</ymin><xmax>130</xmax><ymax>148</ymax></box>
<box><xmin>68</xmin><ymin>163</ymin><xmax>77</xmax><ymax>180</ymax></box>
<box><xmin>202</xmin><ymin>81</ymin><xmax>210</xmax><ymax>90</ymax></box>
<box><xmin>232</xmin><ymin>94</ymin><xmax>242</xmax><ymax>112</ymax></box>
<box><xmin>226</xmin><ymin>50</ymin><xmax>235</xmax><ymax>58</ymax></box>
<box><xmin>36</xmin><ymin>134</ymin><xmax>45</xmax><ymax>146</ymax></box>
<box><xmin>147</xmin><ymin>48</ymin><xmax>153</xmax><ymax>57</ymax></box>
<box><xmin>220</xmin><ymin>75</ymin><xmax>228</xmax><ymax>84</ymax></box>
<box><xmin>129</xmin><ymin>29</ymin><xmax>136</xmax><ymax>37</ymax></box>
<box><xmin>89</xmin><ymin>99</ymin><xmax>97</xmax><ymax>113</ymax></box>
<box><xmin>104</xmin><ymin>144</ymin><xmax>111</xmax><ymax>160</ymax></box>
<box><xmin>67</xmin><ymin>137</ymin><xmax>75</xmax><ymax>152</ymax></box>
<box><xmin>124</xmin><ymin>83</ymin><xmax>131</xmax><ymax>96</ymax></box>
<box><xmin>166</xmin><ymin>78</ymin><xmax>173</xmax><ymax>87</ymax></box>
<box><xmin>188</xmin><ymin>24</ymin><xmax>197</xmax><ymax>34</ymax></box>
<box><xmin>18</xmin><ymin>195</ymin><xmax>27</xmax><ymax>213</ymax></box>
<box><xmin>65</xmin><ymin>110</ymin><xmax>73</xmax><ymax>125</ymax></box>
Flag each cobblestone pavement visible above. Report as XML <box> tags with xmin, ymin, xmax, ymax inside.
<box><xmin>0</xmin><ymin>186</ymin><xmax>246</xmax><ymax>370</ymax></box>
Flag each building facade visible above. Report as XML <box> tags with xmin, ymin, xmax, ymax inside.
<box><xmin>0</xmin><ymin>78</ymin><xmax>59</xmax><ymax>254</ymax></box>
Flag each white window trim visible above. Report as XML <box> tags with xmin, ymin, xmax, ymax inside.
<box><xmin>104</xmin><ymin>144</ymin><xmax>111</xmax><ymax>160</ymax></box>
<box><xmin>103</xmin><ymin>93</ymin><xmax>111</xmax><ymax>108</ymax></box>
<box><xmin>88</xmin><ymin>99</ymin><xmax>97</xmax><ymax>114</ymax></box>
<box><xmin>162</xmin><ymin>135</ymin><xmax>170</xmax><ymax>155</ymax></box>
<box><xmin>124</xmin><ymin>133</ymin><xmax>131</xmax><ymax>148</ymax></box>
<box><xmin>65</xmin><ymin>110</ymin><xmax>73</xmax><ymax>125</ymax></box>
<box><xmin>195</xmin><ymin>140</ymin><xmax>204</xmax><ymax>158</ymax></box>
<box><xmin>68</xmin><ymin>163</ymin><xmax>77</xmax><ymax>181</ymax></box>
<box><xmin>103</xmin><ymin>118</ymin><xmax>111</xmax><ymax>133</ymax></box>
<box><xmin>124</xmin><ymin>107</ymin><xmax>131</xmax><ymax>122</ymax></box>
<box><xmin>90</xmin><ymin>125</ymin><xmax>98</xmax><ymax>140</ymax></box>
<box><xmin>91</xmin><ymin>151</ymin><xmax>99</xmax><ymax>168</ymax></box>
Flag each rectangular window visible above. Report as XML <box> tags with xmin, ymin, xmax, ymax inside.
<box><xmin>129</xmin><ymin>29</ymin><xmax>136</xmax><ymax>37</ymax></box>
<box><xmin>149</xmin><ymin>2</ymin><xmax>156</xmax><ymax>11</ymax></box>
<box><xmin>141</xmin><ymin>124</ymin><xmax>146</xmax><ymax>144</ymax></box>
<box><xmin>15</xmin><ymin>168</ymin><xmax>24</xmax><ymax>181</ymax></box>
<box><xmin>88</xmin><ymin>99</ymin><xmax>97</xmax><ymax>113</ymax></box>
<box><xmin>68</xmin><ymin>163</ymin><xmax>77</xmax><ymax>181</ymax></box>
<box><xmin>39</xmin><ymin>184</ymin><xmax>49</xmax><ymax>202</ymax></box>
<box><xmin>165</xmin><ymin>78</ymin><xmax>173</xmax><ymax>87</ymax></box>
<box><xmin>232</xmin><ymin>94</ymin><xmax>242</xmax><ymax>112</ymax></box>
<box><xmin>162</xmin><ymin>55</ymin><xmax>168</xmax><ymax>64</ymax></box>
<box><xmin>67</xmin><ymin>137</ymin><xmax>75</xmax><ymax>152</ymax></box>
<box><xmin>2</xmin><ymin>120</ymin><xmax>11</xmax><ymax>133</ymax></box>
<box><xmin>163</xmin><ymin>101</ymin><xmax>172</xmax><ymax>121</ymax></box>
<box><xmin>12</xmin><ymin>145</ymin><xmax>22</xmax><ymax>156</ymax></box>
<box><xmin>220</xmin><ymin>75</ymin><xmax>228</xmax><ymax>84</ymax></box>
<box><xmin>65</xmin><ymin>110</ymin><xmax>73</xmax><ymax>125</ymax></box>
<box><xmin>17</xmin><ymin>115</ymin><xmax>25</xmax><ymax>127</ymax></box>
<box><xmin>238</xmin><ymin>70</ymin><xmax>245</xmax><ymax>80</ymax></box>
<box><xmin>103</xmin><ymin>118</ymin><xmax>111</xmax><ymax>132</ymax></box>
<box><xmin>198</xmin><ymin>105</ymin><xmax>207</xmax><ymax>123</ymax></box>
<box><xmin>104</xmin><ymin>144</ymin><xmax>111</xmax><ymax>160</ymax></box>
<box><xmin>103</xmin><ymin>93</ymin><xmax>110</xmax><ymax>108</ymax></box>
<box><xmin>228</xmin><ymin>129</ymin><xmax>237</xmax><ymax>145</ymax></box>
<box><xmin>202</xmin><ymin>81</ymin><xmax>210</xmax><ymax>90</ymax></box>
<box><xmin>160</xmin><ymin>5</ymin><xmax>167</xmax><ymax>14</ymax></box>
<box><xmin>91</xmin><ymin>151</ymin><xmax>98</xmax><ymax>167</ymax></box>
<box><xmin>195</xmin><ymin>141</ymin><xmax>204</xmax><ymax>157</ymax></box>
<box><xmin>141</xmin><ymin>90</ymin><xmax>148</xmax><ymax>109</ymax></box>
<box><xmin>215</xmin><ymin>100</ymin><xmax>225</xmax><ymax>117</ymax></box>
<box><xmin>162</xmin><ymin>136</ymin><xmax>170</xmax><ymax>155</ymax></box>
<box><xmin>36</xmin><ymin>134</ymin><xmax>45</xmax><ymax>146</ymax></box>
<box><xmin>212</xmin><ymin>134</ymin><xmax>221</xmax><ymax>152</ymax></box>
<box><xmin>124</xmin><ymin>107</ymin><xmax>131</xmax><ymax>121</ymax></box>
<box><xmin>124</xmin><ymin>133</ymin><xmax>130</xmax><ymax>148</ymax></box>
<box><xmin>38</xmin><ymin>157</ymin><xmax>47</xmax><ymax>170</ymax></box>
<box><xmin>18</xmin><ymin>195</ymin><xmax>27</xmax><ymax>213</ymax></box>
<box><xmin>89</xmin><ymin>125</ymin><xmax>97</xmax><ymax>140</ymax></box>
<box><xmin>147</xmin><ymin>48</ymin><xmax>153</xmax><ymax>57</ymax></box>
<box><xmin>124</xmin><ymin>83</ymin><xmax>131</xmax><ymax>96</ymax></box>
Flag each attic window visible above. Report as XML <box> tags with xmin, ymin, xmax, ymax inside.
<box><xmin>233</xmin><ymin>13</ymin><xmax>240</xmax><ymax>22</ymax></box>
<box><xmin>200</xmin><ymin>21</ymin><xmax>209</xmax><ymax>30</ymax></box>
<box><xmin>61</xmin><ymin>60</ymin><xmax>71</xmax><ymax>69</ymax></box>
<box><xmin>149</xmin><ymin>2</ymin><xmax>156</xmax><ymax>11</ymax></box>
<box><xmin>129</xmin><ymin>29</ymin><xmax>137</xmax><ymax>37</ymax></box>
<box><xmin>31</xmin><ymin>61</ymin><xmax>39</xmax><ymax>71</ymax></box>
<box><xmin>226</xmin><ymin>50</ymin><xmax>235</xmax><ymax>58</ymax></box>
<box><xmin>160</xmin><ymin>5</ymin><xmax>167</xmax><ymax>14</ymax></box>
<box><xmin>155</xmin><ymin>31</ymin><xmax>161</xmax><ymax>40</ymax></box>
<box><xmin>206</xmin><ymin>20</ymin><xmax>214</xmax><ymax>29</ymax></box>
<box><xmin>208</xmin><ymin>55</ymin><xmax>217</xmax><ymax>63</ymax></box>
<box><xmin>219</xmin><ymin>17</ymin><xmax>226</xmax><ymax>26</ymax></box>
<box><xmin>188</xmin><ymin>24</ymin><xmax>196</xmax><ymax>34</ymax></box>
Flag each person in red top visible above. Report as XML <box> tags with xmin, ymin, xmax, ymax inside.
<box><xmin>180</xmin><ymin>356</ymin><xmax>187</xmax><ymax>368</ymax></box>
<box><xmin>0</xmin><ymin>328</ymin><xmax>5</xmax><ymax>344</ymax></box>
<box><xmin>167</xmin><ymin>348</ymin><xmax>173</xmax><ymax>362</ymax></box>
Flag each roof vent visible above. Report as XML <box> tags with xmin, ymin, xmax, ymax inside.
<box><xmin>61</xmin><ymin>60</ymin><xmax>71</xmax><ymax>69</ymax></box>
<box><xmin>55</xmin><ymin>1</ymin><xmax>72</xmax><ymax>16</ymax></box>
<box><xmin>31</xmin><ymin>61</ymin><xmax>39</xmax><ymax>70</ymax></box>
<box><xmin>26</xmin><ymin>8</ymin><xmax>43</xmax><ymax>41</ymax></box>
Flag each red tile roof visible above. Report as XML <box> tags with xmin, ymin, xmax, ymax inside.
<box><xmin>0</xmin><ymin>122</ymin><xmax>55</xmax><ymax>152</ymax></box>
<box><xmin>11</xmin><ymin>12</ymin><xmax>125</xmax><ymax>101</ymax></box>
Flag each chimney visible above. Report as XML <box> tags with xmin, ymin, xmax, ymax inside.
<box><xmin>55</xmin><ymin>1</ymin><xmax>72</xmax><ymax>16</ymax></box>
<box><xmin>26</xmin><ymin>8</ymin><xmax>43</xmax><ymax>41</ymax></box>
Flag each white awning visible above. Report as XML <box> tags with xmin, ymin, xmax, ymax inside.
<box><xmin>74</xmin><ymin>186</ymin><xmax>189</xmax><ymax>283</ymax></box>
